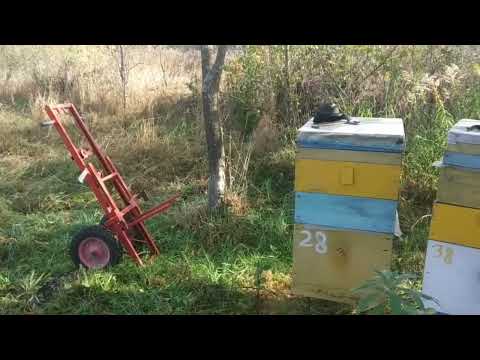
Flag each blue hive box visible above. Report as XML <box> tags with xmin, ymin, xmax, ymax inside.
<box><xmin>444</xmin><ymin>119</ymin><xmax>480</xmax><ymax>169</ymax></box>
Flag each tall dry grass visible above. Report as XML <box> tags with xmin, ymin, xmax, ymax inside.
<box><xmin>0</xmin><ymin>45</ymin><xmax>201</xmax><ymax>120</ymax></box>
<box><xmin>3</xmin><ymin>45</ymin><xmax>480</xmax><ymax>212</ymax></box>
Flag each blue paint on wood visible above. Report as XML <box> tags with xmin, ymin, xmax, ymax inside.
<box><xmin>294</xmin><ymin>192</ymin><xmax>397</xmax><ymax>234</ymax></box>
<box><xmin>443</xmin><ymin>151</ymin><xmax>480</xmax><ymax>169</ymax></box>
<box><xmin>296</xmin><ymin>136</ymin><xmax>404</xmax><ymax>153</ymax></box>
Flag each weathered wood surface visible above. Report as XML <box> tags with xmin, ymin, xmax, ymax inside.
<box><xmin>292</xmin><ymin>223</ymin><xmax>392</xmax><ymax>304</ymax></box>
<box><xmin>437</xmin><ymin>164</ymin><xmax>480</xmax><ymax>209</ymax></box>
<box><xmin>294</xmin><ymin>192</ymin><xmax>397</xmax><ymax>234</ymax></box>
<box><xmin>297</xmin><ymin>117</ymin><xmax>405</xmax><ymax>153</ymax></box>
<box><xmin>296</xmin><ymin>148</ymin><xmax>403</xmax><ymax>165</ymax></box>
<box><xmin>430</xmin><ymin>202</ymin><xmax>480</xmax><ymax>249</ymax></box>
<box><xmin>448</xmin><ymin>143</ymin><xmax>480</xmax><ymax>156</ymax></box>
<box><xmin>295</xmin><ymin>158</ymin><xmax>401</xmax><ymax>200</ymax></box>
<box><xmin>422</xmin><ymin>240</ymin><xmax>480</xmax><ymax>315</ymax></box>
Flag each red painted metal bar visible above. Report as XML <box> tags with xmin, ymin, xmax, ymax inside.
<box><xmin>103</xmin><ymin>155</ymin><xmax>138</xmax><ymax>204</ymax></box>
<box><xmin>47</xmin><ymin>104</ymin><xmax>138</xmax><ymax>213</ymax></box>
<box><xmin>67</xmin><ymin>105</ymin><xmax>112</xmax><ymax>173</ymax></box>
<box><xmin>127</xmin><ymin>194</ymin><xmax>181</xmax><ymax>228</ymax></box>
<box><xmin>67</xmin><ymin>105</ymin><xmax>139</xmax><ymax>215</ymax></box>
<box><xmin>120</xmin><ymin>202</ymin><xmax>138</xmax><ymax>216</ymax></box>
<box><xmin>101</xmin><ymin>172</ymin><xmax>118</xmax><ymax>182</ymax></box>
<box><xmin>44</xmin><ymin>105</ymin><xmax>87</xmax><ymax>171</ymax></box>
<box><xmin>44</xmin><ymin>103</ymin><xmax>180</xmax><ymax>266</ymax></box>
<box><xmin>116</xmin><ymin>228</ymin><xmax>144</xmax><ymax>266</ymax></box>
<box><xmin>101</xmin><ymin>153</ymin><xmax>162</xmax><ymax>254</ymax></box>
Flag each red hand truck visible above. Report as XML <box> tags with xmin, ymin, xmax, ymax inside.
<box><xmin>44</xmin><ymin>103</ymin><xmax>180</xmax><ymax>269</ymax></box>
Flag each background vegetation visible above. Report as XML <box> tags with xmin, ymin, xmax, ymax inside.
<box><xmin>1</xmin><ymin>45</ymin><xmax>479</xmax><ymax>314</ymax></box>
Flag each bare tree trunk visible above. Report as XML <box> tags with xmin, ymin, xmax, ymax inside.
<box><xmin>158</xmin><ymin>50</ymin><xmax>169</xmax><ymax>89</ymax></box>
<box><xmin>267</xmin><ymin>46</ymin><xmax>276</xmax><ymax>115</ymax></box>
<box><xmin>118</xmin><ymin>45</ymin><xmax>128</xmax><ymax>117</ymax></box>
<box><xmin>283</xmin><ymin>45</ymin><xmax>291</xmax><ymax>125</ymax></box>
<box><xmin>63</xmin><ymin>60</ymin><xmax>74</xmax><ymax>99</ymax></box>
<box><xmin>105</xmin><ymin>45</ymin><xmax>141</xmax><ymax>119</ymax></box>
<box><xmin>201</xmin><ymin>45</ymin><xmax>227</xmax><ymax>211</ymax></box>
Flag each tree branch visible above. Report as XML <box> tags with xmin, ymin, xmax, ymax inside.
<box><xmin>360</xmin><ymin>45</ymin><xmax>399</xmax><ymax>84</ymax></box>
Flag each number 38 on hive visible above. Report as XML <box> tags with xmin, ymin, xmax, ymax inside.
<box><xmin>292</xmin><ymin>115</ymin><xmax>405</xmax><ymax>304</ymax></box>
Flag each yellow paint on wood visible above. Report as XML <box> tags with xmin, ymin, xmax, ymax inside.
<box><xmin>430</xmin><ymin>203</ymin><xmax>480</xmax><ymax>249</ymax></box>
<box><xmin>296</xmin><ymin>148</ymin><xmax>402</xmax><ymax>165</ymax></box>
<box><xmin>292</xmin><ymin>224</ymin><xmax>392</xmax><ymax>303</ymax></box>
<box><xmin>437</xmin><ymin>166</ymin><xmax>480</xmax><ymax>209</ymax></box>
<box><xmin>340</xmin><ymin>166</ymin><xmax>354</xmax><ymax>185</ymax></box>
<box><xmin>295</xmin><ymin>159</ymin><xmax>401</xmax><ymax>200</ymax></box>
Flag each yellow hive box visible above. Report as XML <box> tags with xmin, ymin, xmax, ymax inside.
<box><xmin>430</xmin><ymin>202</ymin><xmax>480</xmax><ymax>249</ymax></box>
<box><xmin>295</xmin><ymin>118</ymin><xmax>404</xmax><ymax>201</ymax></box>
<box><xmin>291</xmin><ymin>223</ymin><xmax>393</xmax><ymax>304</ymax></box>
<box><xmin>295</xmin><ymin>148</ymin><xmax>402</xmax><ymax>200</ymax></box>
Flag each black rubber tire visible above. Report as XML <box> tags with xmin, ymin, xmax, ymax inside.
<box><xmin>100</xmin><ymin>215</ymin><xmax>108</xmax><ymax>226</ymax></box>
<box><xmin>70</xmin><ymin>225</ymin><xmax>123</xmax><ymax>269</ymax></box>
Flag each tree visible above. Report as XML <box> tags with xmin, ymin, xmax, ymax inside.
<box><xmin>283</xmin><ymin>45</ymin><xmax>291</xmax><ymax>124</ymax></box>
<box><xmin>200</xmin><ymin>45</ymin><xmax>228</xmax><ymax>211</ymax></box>
<box><xmin>106</xmin><ymin>45</ymin><xmax>141</xmax><ymax>117</ymax></box>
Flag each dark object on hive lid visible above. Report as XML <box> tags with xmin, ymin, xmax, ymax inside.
<box><xmin>467</xmin><ymin>124</ymin><xmax>480</xmax><ymax>132</ymax></box>
<box><xmin>313</xmin><ymin>103</ymin><xmax>351</xmax><ymax>124</ymax></box>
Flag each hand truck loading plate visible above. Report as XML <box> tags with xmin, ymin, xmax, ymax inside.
<box><xmin>44</xmin><ymin>103</ymin><xmax>180</xmax><ymax>269</ymax></box>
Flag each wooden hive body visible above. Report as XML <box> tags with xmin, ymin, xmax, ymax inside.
<box><xmin>422</xmin><ymin>119</ymin><xmax>480</xmax><ymax>314</ymax></box>
<box><xmin>436</xmin><ymin>163</ymin><xmax>480</xmax><ymax>209</ymax></box>
<box><xmin>422</xmin><ymin>240</ymin><xmax>480</xmax><ymax>315</ymax></box>
<box><xmin>292</xmin><ymin>117</ymin><xmax>405</xmax><ymax>303</ymax></box>
<box><xmin>292</xmin><ymin>224</ymin><xmax>393</xmax><ymax>304</ymax></box>
<box><xmin>444</xmin><ymin>119</ymin><xmax>480</xmax><ymax>169</ymax></box>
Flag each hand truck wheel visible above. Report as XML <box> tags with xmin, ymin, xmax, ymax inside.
<box><xmin>70</xmin><ymin>225</ymin><xmax>122</xmax><ymax>269</ymax></box>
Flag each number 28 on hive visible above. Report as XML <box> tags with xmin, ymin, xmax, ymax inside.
<box><xmin>299</xmin><ymin>229</ymin><xmax>328</xmax><ymax>254</ymax></box>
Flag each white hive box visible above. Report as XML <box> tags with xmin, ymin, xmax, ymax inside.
<box><xmin>422</xmin><ymin>240</ymin><xmax>480</xmax><ymax>315</ymax></box>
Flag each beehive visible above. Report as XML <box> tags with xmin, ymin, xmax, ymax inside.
<box><xmin>422</xmin><ymin>119</ymin><xmax>480</xmax><ymax>314</ymax></box>
<box><xmin>292</xmin><ymin>117</ymin><xmax>405</xmax><ymax>304</ymax></box>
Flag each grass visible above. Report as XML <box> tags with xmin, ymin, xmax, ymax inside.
<box><xmin>0</xmin><ymin>103</ymin><xmax>452</xmax><ymax>315</ymax></box>
<box><xmin>2</xmin><ymin>45</ymin><xmax>477</xmax><ymax>315</ymax></box>
<box><xmin>0</xmin><ymin>101</ymin><xmax>442</xmax><ymax>315</ymax></box>
<box><xmin>0</xmin><ymin>88</ymin><xmax>461</xmax><ymax>315</ymax></box>
<box><xmin>0</xmin><ymin>106</ymin><xmax>359</xmax><ymax>314</ymax></box>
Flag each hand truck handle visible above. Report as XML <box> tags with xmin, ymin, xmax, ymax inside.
<box><xmin>48</xmin><ymin>104</ymin><xmax>74</xmax><ymax>115</ymax></box>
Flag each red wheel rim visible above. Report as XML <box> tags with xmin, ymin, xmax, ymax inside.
<box><xmin>78</xmin><ymin>237</ymin><xmax>111</xmax><ymax>269</ymax></box>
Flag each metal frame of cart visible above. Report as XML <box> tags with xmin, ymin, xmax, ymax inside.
<box><xmin>44</xmin><ymin>103</ymin><xmax>180</xmax><ymax>269</ymax></box>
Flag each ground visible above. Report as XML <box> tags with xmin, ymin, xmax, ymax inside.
<box><xmin>0</xmin><ymin>105</ymin><xmax>430</xmax><ymax>315</ymax></box>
